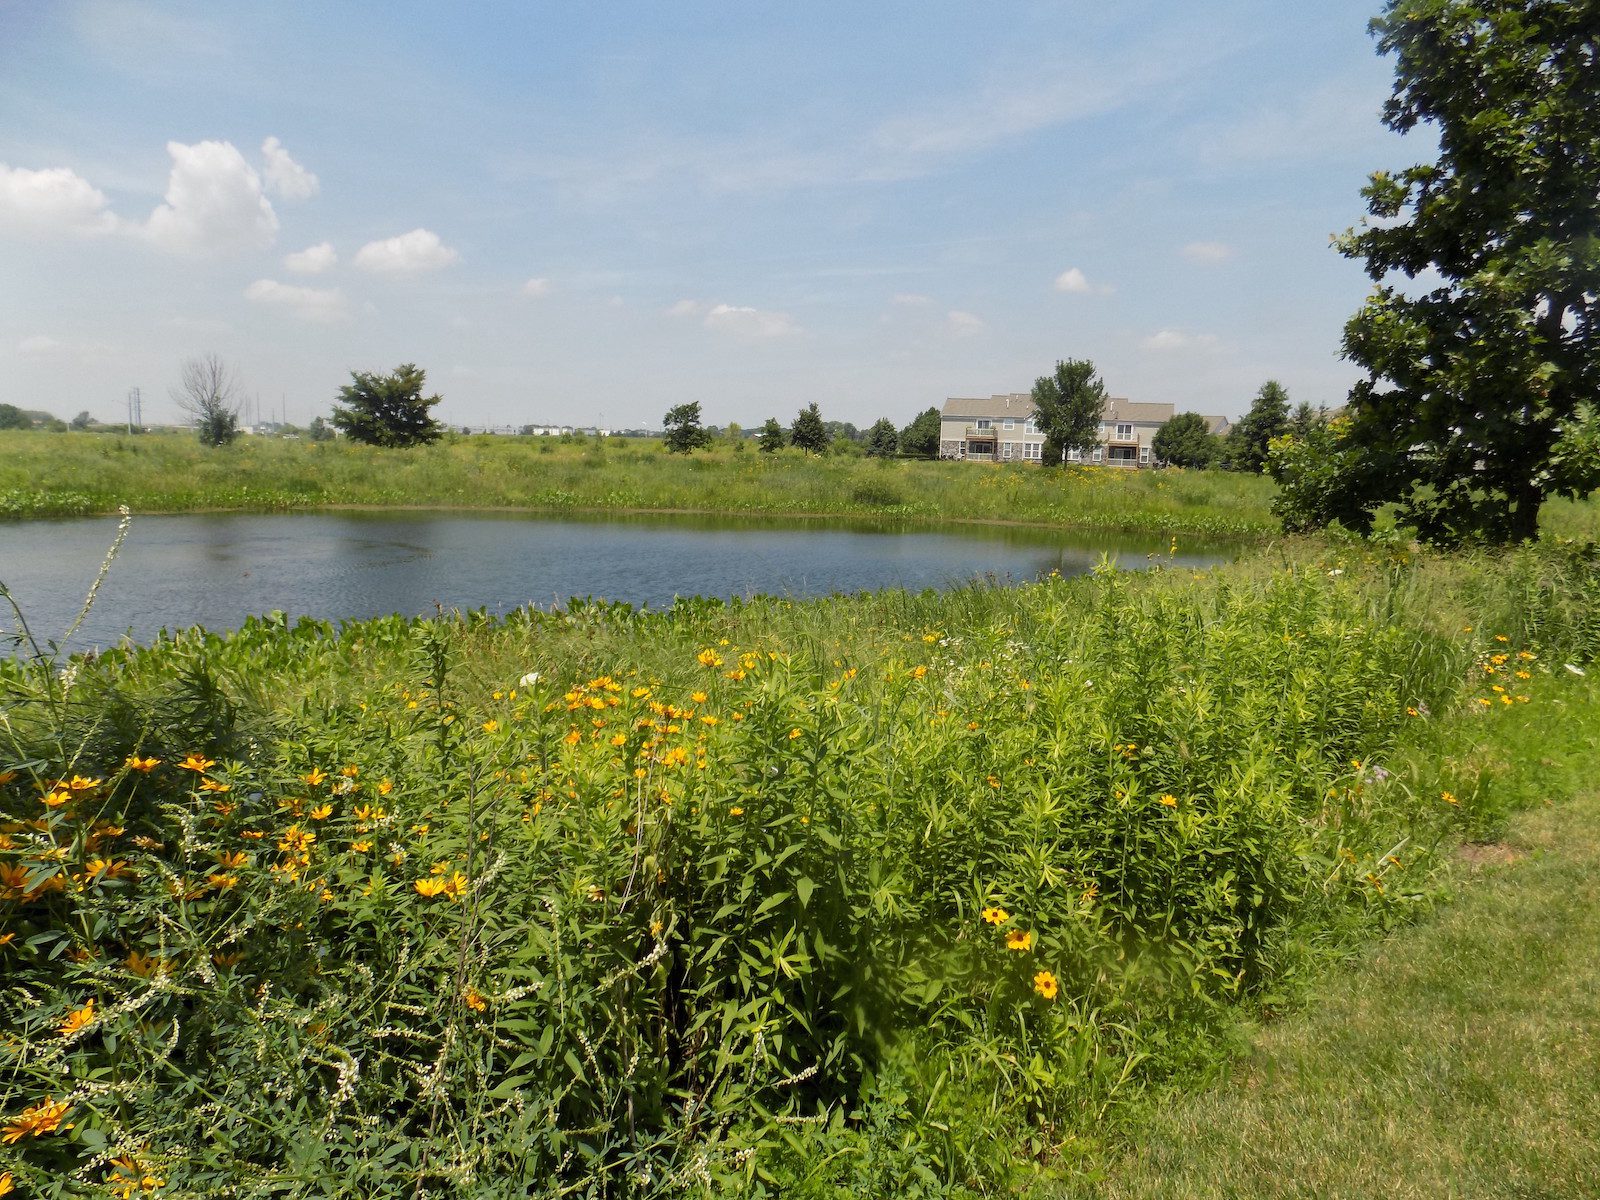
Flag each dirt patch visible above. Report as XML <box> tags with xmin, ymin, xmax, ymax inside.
<box><xmin>1457</xmin><ymin>841</ymin><xmax>1523</xmax><ymax>869</ymax></box>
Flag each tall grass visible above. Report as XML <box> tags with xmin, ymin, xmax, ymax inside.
<box><xmin>2</xmin><ymin>542</ymin><xmax>1598</xmax><ymax>1195</ymax></box>
<box><xmin>0</xmin><ymin>431</ymin><xmax>1277</xmax><ymax>538</ymax></box>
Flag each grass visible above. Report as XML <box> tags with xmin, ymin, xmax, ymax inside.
<box><xmin>0</xmin><ymin>430</ymin><xmax>1278</xmax><ymax>538</ymax></box>
<box><xmin>2</xmin><ymin>539</ymin><xmax>1598</xmax><ymax>1195</ymax></box>
<box><xmin>1067</xmin><ymin>676</ymin><xmax>1600</xmax><ymax>1200</ymax></box>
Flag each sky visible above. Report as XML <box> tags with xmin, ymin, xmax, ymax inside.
<box><xmin>0</xmin><ymin>1</ymin><xmax>1426</xmax><ymax>430</ymax></box>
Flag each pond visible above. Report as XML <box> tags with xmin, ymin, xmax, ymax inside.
<box><xmin>0</xmin><ymin>510</ymin><xmax>1228</xmax><ymax>650</ymax></box>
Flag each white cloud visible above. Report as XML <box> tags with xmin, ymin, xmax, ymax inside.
<box><xmin>891</xmin><ymin>292</ymin><xmax>934</xmax><ymax>306</ymax></box>
<box><xmin>243</xmin><ymin>278</ymin><xmax>348</xmax><ymax>323</ymax></box>
<box><xmin>18</xmin><ymin>335</ymin><xmax>66</xmax><ymax>356</ymax></box>
<box><xmin>522</xmin><ymin>277</ymin><xmax>552</xmax><ymax>298</ymax></box>
<box><xmin>703</xmin><ymin>304</ymin><xmax>798</xmax><ymax>339</ymax></box>
<box><xmin>1054</xmin><ymin>267</ymin><xmax>1092</xmax><ymax>294</ymax></box>
<box><xmin>144</xmin><ymin>140</ymin><xmax>278</xmax><ymax>255</ymax></box>
<box><xmin>284</xmin><ymin>241</ymin><xmax>337</xmax><ymax>274</ymax></box>
<box><xmin>0</xmin><ymin>164</ymin><xmax>121</xmax><ymax>235</ymax></box>
<box><xmin>260</xmin><ymin>137</ymin><xmax>319</xmax><ymax>200</ymax></box>
<box><xmin>353</xmin><ymin>228</ymin><xmax>458</xmax><ymax>275</ymax></box>
<box><xmin>1181</xmin><ymin>241</ymin><xmax>1233</xmax><ymax>265</ymax></box>
<box><xmin>946</xmin><ymin>310</ymin><xmax>987</xmax><ymax>337</ymax></box>
<box><xmin>665</xmin><ymin>298</ymin><xmax>704</xmax><ymax>317</ymax></box>
<box><xmin>1141</xmin><ymin>329</ymin><xmax>1219</xmax><ymax>352</ymax></box>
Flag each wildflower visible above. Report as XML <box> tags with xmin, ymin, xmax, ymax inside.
<box><xmin>520</xmin><ymin>671</ymin><xmax>541</xmax><ymax>688</ymax></box>
<box><xmin>199</xmin><ymin>779</ymin><xmax>231</xmax><ymax>793</ymax></box>
<box><xmin>441</xmin><ymin>872</ymin><xmax>469</xmax><ymax>900</ymax></box>
<box><xmin>729</xmin><ymin>806</ymin><xmax>744</xmax><ymax>816</ymax></box>
<box><xmin>2</xmin><ymin>1097</ymin><xmax>71</xmax><ymax>1143</ymax></box>
<box><xmin>354</xmin><ymin>804</ymin><xmax>386</xmax><ymax>821</ymax></box>
<box><xmin>58</xmin><ymin>999</ymin><xmax>96</xmax><ymax>1038</ymax></box>
<box><xmin>351</xmin><ymin>840</ymin><xmax>373</xmax><ymax>853</ymax></box>
<box><xmin>124</xmin><ymin>755</ymin><xmax>160</xmax><ymax>772</ymax></box>
<box><xmin>414</xmin><ymin>877</ymin><xmax>448</xmax><ymax>898</ymax></box>
<box><xmin>1004</xmin><ymin>929</ymin><xmax>1033</xmax><ymax>952</ymax></box>
<box><xmin>788</xmin><ymin>728</ymin><xmax>803</xmax><ymax>740</ymax></box>
<box><xmin>697</xmin><ymin>649</ymin><xmax>723</xmax><ymax>669</ymax></box>
<box><xmin>67</xmin><ymin>775</ymin><xmax>102</xmax><ymax>791</ymax></box>
<box><xmin>0</xmin><ymin>1171</ymin><xmax>12</xmax><ymax>1195</ymax></box>
<box><xmin>0</xmin><ymin>771</ymin><xmax>14</xmax><ymax>785</ymax></box>
<box><xmin>212</xmin><ymin>951</ymin><xmax>244</xmax><ymax>969</ymax></box>
<box><xmin>340</xmin><ymin>765</ymin><xmax>359</xmax><ymax>778</ymax></box>
<box><xmin>462</xmin><ymin>986</ymin><xmax>487</xmax><ymax>1012</ymax></box>
<box><xmin>1158</xmin><ymin>793</ymin><xmax>1178</xmax><ymax>807</ymax></box>
<box><xmin>1494</xmin><ymin>634</ymin><xmax>1509</xmax><ymax>643</ymax></box>
<box><xmin>1441</xmin><ymin>791</ymin><xmax>1459</xmax><ymax>805</ymax></box>
<box><xmin>302</xmin><ymin>768</ymin><xmax>327</xmax><ymax>786</ymax></box>
<box><xmin>208</xmin><ymin>873</ymin><xmax>239</xmax><ymax>890</ymax></box>
<box><xmin>177</xmin><ymin>754</ymin><xmax>215</xmax><ymax>773</ymax></box>
<box><xmin>377</xmin><ymin>779</ymin><xmax>394</xmax><ymax>797</ymax></box>
<box><xmin>911</xmin><ymin>665</ymin><xmax>928</xmax><ymax>680</ymax></box>
<box><xmin>309</xmin><ymin>804</ymin><xmax>333</xmax><ymax>821</ymax></box>
<box><xmin>125</xmin><ymin>951</ymin><xmax>165</xmax><ymax>977</ymax></box>
<box><xmin>42</xmin><ymin>789</ymin><xmax>71</xmax><ymax>808</ymax></box>
<box><xmin>986</xmin><ymin>775</ymin><xmax>1000</xmax><ymax>789</ymax></box>
<box><xmin>691</xmin><ymin>691</ymin><xmax>708</xmax><ymax>704</ymax></box>
<box><xmin>1032</xmin><ymin>970</ymin><xmax>1059</xmax><ymax>1001</ymax></box>
<box><xmin>481</xmin><ymin>720</ymin><xmax>499</xmax><ymax>733</ymax></box>
<box><xmin>981</xmin><ymin>906</ymin><xmax>1009</xmax><ymax>925</ymax></box>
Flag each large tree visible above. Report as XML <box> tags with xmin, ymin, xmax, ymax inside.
<box><xmin>1152</xmin><ymin>412</ymin><xmax>1219</xmax><ymax>468</ymax></box>
<box><xmin>1030</xmin><ymin>359</ymin><xmax>1106</xmax><ymax>465</ymax></box>
<box><xmin>757</xmin><ymin>418</ymin><xmax>786</xmax><ymax>453</ymax></box>
<box><xmin>898</xmin><ymin>407</ymin><xmax>942</xmax><ymax>459</ymax></box>
<box><xmin>662</xmin><ymin>402</ymin><xmax>713</xmax><ymax>454</ymax></box>
<box><xmin>0</xmin><ymin>404</ymin><xmax>30</xmax><ymax>430</ymax></box>
<box><xmin>171</xmin><ymin>354</ymin><xmax>242</xmax><ymax>447</ymax></box>
<box><xmin>864</xmin><ymin>417</ymin><xmax>898</xmax><ymax>458</ymax></box>
<box><xmin>1224</xmin><ymin>381</ymin><xmax>1291</xmax><ymax>473</ymax></box>
<box><xmin>331</xmin><ymin>364</ymin><xmax>444</xmax><ymax>447</ymax></box>
<box><xmin>1316</xmin><ymin>0</ymin><xmax>1600</xmax><ymax>543</ymax></box>
<box><xmin>789</xmin><ymin>403</ymin><xmax>830</xmax><ymax>453</ymax></box>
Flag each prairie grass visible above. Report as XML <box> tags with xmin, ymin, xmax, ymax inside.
<box><xmin>0</xmin><ymin>430</ymin><xmax>1276</xmax><ymax>537</ymax></box>
<box><xmin>1066</xmin><ymin>676</ymin><xmax>1600</xmax><ymax>1200</ymax></box>
<box><xmin>1</xmin><ymin>540</ymin><xmax>1597</xmax><ymax>1196</ymax></box>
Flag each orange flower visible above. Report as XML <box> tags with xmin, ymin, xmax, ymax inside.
<box><xmin>199</xmin><ymin>779</ymin><xmax>231</xmax><ymax>793</ymax></box>
<box><xmin>41</xmin><ymin>789</ymin><xmax>71</xmax><ymax>808</ymax></box>
<box><xmin>177</xmin><ymin>754</ymin><xmax>215</xmax><ymax>773</ymax></box>
<box><xmin>58</xmin><ymin>999</ymin><xmax>96</xmax><ymax>1038</ymax></box>
<box><xmin>2</xmin><ymin>1096</ymin><xmax>71</xmax><ymax>1143</ymax></box>
<box><xmin>1004</xmin><ymin>929</ymin><xmax>1033</xmax><ymax>952</ymax></box>
<box><xmin>124</xmin><ymin>755</ymin><xmax>160</xmax><ymax>772</ymax></box>
<box><xmin>462</xmin><ymin>986</ymin><xmax>487</xmax><ymax>1012</ymax></box>
<box><xmin>302</xmin><ymin>768</ymin><xmax>327</xmax><ymax>787</ymax></box>
<box><xmin>66</xmin><ymin>775</ymin><xmax>102</xmax><ymax>792</ymax></box>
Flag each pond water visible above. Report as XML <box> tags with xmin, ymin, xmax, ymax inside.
<box><xmin>0</xmin><ymin>511</ymin><xmax>1227</xmax><ymax>650</ymax></box>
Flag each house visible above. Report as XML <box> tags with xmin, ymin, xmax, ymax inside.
<box><xmin>938</xmin><ymin>393</ymin><xmax>1232</xmax><ymax>466</ymax></box>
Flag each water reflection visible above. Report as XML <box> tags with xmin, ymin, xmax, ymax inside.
<box><xmin>0</xmin><ymin>510</ymin><xmax>1229</xmax><ymax>650</ymax></box>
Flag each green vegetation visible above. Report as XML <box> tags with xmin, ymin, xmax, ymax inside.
<box><xmin>1150</xmin><ymin>413</ymin><xmax>1218</xmax><ymax>470</ymax></box>
<box><xmin>0</xmin><ymin>430</ymin><xmax>1281</xmax><ymax>537</ymax></box>
<box><xmin>789</xmin><ymin>403</ymin><xmax>829</xmax><ymax>454</ymax></box>
<box><xmin>171</xmin><ymin>355</ymin><xmax>243</xmax><ymax>448</ymax></box>
<box><xmin>1030</xmin><ymin>360</ymin><xmax>1106</xmax><ymax>466</ymax></box>
<box><xmin>662</xmin><ymin>402</ymin><xmax>714</xmax><ymax>455</ymax></box>
<box><xmin>331</xmin><ymin>364</ymin><xmax>446</xmax><ymax>448</ymax></box>
<box><xmin>1287</xmin><ymin>0</ymin><xmax>1600</xmax><ymax>545</ymax></box>
<box><xmin>3</xmin><ymin>537</ymin><xmax>1599</xmax><ymax>1195</ymax></box>
<box><xmin>1072</xmin><ymin>677</ymin><xmax>1600</xmax><ymax>1199</ymax></box>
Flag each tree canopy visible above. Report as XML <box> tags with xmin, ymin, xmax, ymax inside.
<box><xmin>1030</xmin><ymin>360</ymin><xmax>1105</xmax><ymax>465</ymax></box>
<box><xmin>662</xmin><ymin>402</ymin><xmax>714</xmax><ymax>454</ymax></box>
<box><xmin>897</xmin><ymin>407</ymin><xmax>942</xmax><ymax>459</ymax></box>
<box><xmin>171</xmin><ymin>354</ymin><xmax>242</xmax><ymax>447</ymax></box>
<box><xmin>0</xmin><ymin>404</ymin><xmax>30</xmax><ymax>431</ymax></box>
<box><xmin>1152</xmin><ymin>412</ymin><xmax>1218</xmax><ymax>468</ymax></box>
<box><xmin>1300</xmin><ymin>0</ymin><xmax>1600</xmax><ymax>543</ymax></box>
<box><xmin>331</xmin><ymin>364</ymin><xmax>444</xmax><ymax>448</ymax></box>
<box><xmin>1225</xmin><ymin>381</ymin><xmax>1290</xmax><ymax>473</ymax></box>
<box><xmin>757</xmin><ymin>418</ymin><xmax>786</xmax><ymax>453</ymax></box>
<box><xmin>864</xmin><ymin>418</ymin><xmax>898</xmax><ymax>458</ymax></box>
<box><xmin>789</xmin><ymin>403</ymin><xmax>830</xmax><ymax>453</ymax></box>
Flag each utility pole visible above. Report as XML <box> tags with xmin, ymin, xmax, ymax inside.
<box><xmin>126</xmin><ymin>387</ymin><xmax>142</xmax><ymax>434</ymax></box>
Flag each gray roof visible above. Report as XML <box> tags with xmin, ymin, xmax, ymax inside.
<box><xmin>941</xmin><ymin>394</ymin><xmax>1175</xmax><ymax>424</ymax></box>
<box><xmin>1200</xmin><ymin>414</ymin><xmax>1231</xmax><ymax>435</ymax></box>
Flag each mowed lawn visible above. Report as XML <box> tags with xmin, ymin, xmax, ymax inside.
<box><xmin>1068</xmin><ymin>683</ymin><xmax>1600</xmax><ymax>1200</ymax></box>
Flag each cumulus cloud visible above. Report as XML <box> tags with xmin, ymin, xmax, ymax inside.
<box><xmin>1141</xmin><ymin>329</ymin><xmax>1219</xmax><ymax>352</ymax></box>
<box><xmin>284</xmin><ymin>241</ymin><xmax>336</xmax><ymax>274</ymax></box>
<box><xmin>946</xmin><ymin>310</ymin><xmax>987</xmax><ymax>337</ymax></box>
<box><xmin>702</xmin><ymin>303</ymin><xmax>798</xmax><ymax>339</ymax></box>
<box><xmin>243</xmin><ymin>278</ymin><xmax>348</xmax><ymax>323</ymax></box>
<box><xmin>665</xmin><ymin>298</ymin><xmax>704</xmax><ymax>317</ymax></box>
<box><xmin>144</xmin><ymin>140</ymin><xmax>278</xmax><ymax>255</ymax></box>
<box><xmin>1054</xmin><ymin>267</ymin><xmax>1093</xmax><ymax>294</ymax></box>
<box><xmin>260</xmin><ymin>137</ymin><xmax>319</xmax><ymax>200</ymax></box>
<box><xmin>353</xmin><ymin>228</ymin><xmax>458</xmax><ymax>275</ymax></box>
<box><xmin>1181</xmin><ymin>241</ymin><xmax>1233</xmax><ymax>264</ymax></box>
<box><xmin>522</xmin><ymin>277</ymin><xmax>551</xmax><ymax>298</ymax></box>
<box><xmin>0</xmin><ymin>163</ymin><xmax>121</xmax><ymax>235</ymax></box>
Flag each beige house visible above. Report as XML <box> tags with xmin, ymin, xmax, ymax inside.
<box><xmin>938</xmin><ymin>393</ymin><xmax>1229</xmax><ymax>466</ymax></box>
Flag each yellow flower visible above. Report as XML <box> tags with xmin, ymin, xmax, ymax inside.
<box><xmin>462</xmin><ymin>986</ymin><xmax>487</xmax><ymax>1012</ymax></box>
<box><xmin>377</xmin><ymin>779</ymin><xmax>394</xmax><ymax>797</ymax></box>
<box><xmin>302</xmin><ymin>768</ymin><xmax>328</xmax><ymax>786</ymax></box>
<box><xmin>414</xmin><ymin>877</ymin><xmax>448</xmax><ymax>898</ymax></box>
<box><xmin>67</xmin><ymin>775</ymin><xmax>102</xmax><ymax>791</ymax></box>
<box><xmin>911</xmin><ymin>665</ymin><xmax>928</xmax><ymax>680</ymax></box>
<box><xmin>1158</xmin><ymin>793</ymin><xmax>1178</xmax><ymax>807</ymax></box>
<box><xmin>1032</xmin><ymin>970</ymin><xmax>1059</xmax><ymax>1000</ymax></box>
<box><xmin>309</xmin><ymin>804</ymin><xmax>333</xmax><ymax>821</ymax></box>
<box><xmin>350</xmin><ymin>840</ymin><xmax>373</xmax><ymax>853</ymax></box>
<box><xmin>340</xmin><ymin>765</ymin><xmax>359</xmax><ymax>778</ymax></box>
<box><xmin>729</xmin><ymin>806</ymin><xmax>744</xmax><ymax>816</ymax></box>
<box><xmin>690</xmin><ymin>691</ymin><xmax>708</xmax><ymax>704</ymax></box>
<box><xmin>697</xmin><ymin>649</ymin><xmax>724</xmax><ymax>668</ymax></box>
<box><xmin>788</xmin><ymin>728</ymin><xmax>803</xmax><ymax>740</ymax></box>
<box><xmin>481</xmin><ymin>720</ymin><xmax>499</xmax><ymax>733</ymax></box>
<box><xmin>981</xmin><ymin>906</ymin><xmax>1009</xmax><ymax>925</ymax></box>
<box><xmin>125</xmin><ymin>950</ymin><xmax>167</xmax><ymax>978</ymax></box>
<box><xmin>177</xmin><ymin>753</ymin><xmax>215</xmax><ymax>773</ymax></box>
<box><xmin>58</xmin><ymin>998</ymin><xmax>96</xmax><ymax>1038</ymax></box>
<box><xmin>199</xmin><ymin>779</ymin><xmax>231</xmax><ymax>793</ymax></box>
<box><xmin>124</xmin><ymin>755</ymin><xmax>161</xmax><ymax>772</ymax></box>
<box><xmin>2</xmin><ymin>1096</ymin><xmax>71</xmax><ymax>1143</ymax></box>
<box><xmin>0</xmin><ymin>1170</ymin><xmax>13</xmax><ymax>1195</ymax></box>
<box><xmin>1004</xmin><ymin>929</ymin><xmax>1033</xmax><ymax>952</ymax></box>
<box><xmin>1441</xmin><ymin>791</ymin><xmax>1458</xmax><ymax>805</ymax></box>
<box><xmin>208</xmin><ymin>873</ymin><xmax>239</xmax><ymax>890</ymax></box>
<box><xmin>42</xmin><ymin>789</ymin><xmax>71</xmax><ymax>808</ymax></box>
<box><xmin>441</xmin><ymin>871</ymin><xmax>470</xmax><ymax>900</ymax></box>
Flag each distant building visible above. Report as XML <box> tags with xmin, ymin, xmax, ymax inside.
<box><xmin>939</xmin><ymin>393</ymin><xmax>1229</xmax><ymax>466</ymax></box>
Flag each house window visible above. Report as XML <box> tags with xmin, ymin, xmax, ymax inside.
<box><xmin>1002</xmin><ymin>443</ymin><xmax>1014</xmax><ymax>460</ymax></box>
<box><xmin>1024</xmin><ymin>442</ymin><xmax>1041</xmax><ymax>461</ymax></box>
<box><xmin>976</xmin><ymin>418</ymin><xmax>991</xmax><ymax>430</ymax></box>
<box><xmin>1067</xmin><ymin>448</ymin><xmax>1081</xmax><ymax>462</ymax></box>
<box><xmin>1139</xmin><ymin>446</ymin><xmax>1151</xmax><ymax>464</ymax></box>
<box><xmin>1092</xmin><ymin>448</ymin><xmax>1103</xmax><ymax>463</ymax></box>
<box><xmin>1024</xmin><ymin>418</ymin><xmax>1038</xmax><ymax>434</ymax></box>
<box><xmin>1003</xmin><ymin>419</ymin><xmax>1014</xmax><ymax>431</ymax></box>
<box><xmin>1115</xmin><ymin>423</ymin><xmax>1134</xmax><ymax>440</ymax></box>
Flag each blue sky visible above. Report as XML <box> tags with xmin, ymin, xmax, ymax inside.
<box><xmin>0</xmin><ymin>1</ymin><xmax>1421</xmax><ymax>429</ymax></box>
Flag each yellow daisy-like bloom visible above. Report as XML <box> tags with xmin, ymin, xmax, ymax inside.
<box><xmin>1158</xmin><ymin>793</ymin><xmax>1179</xmax><ymax>807</ymax></box>
<box><xmin>2</xmin><ymin>1097</ymin><xmax>71</xmax><ymax>1144</ymax></box>
<box><xmin>481</xmin><ymin>720</ymin><xmax>499</xmax><ymax>733</ymax></box>
<box><xmin>1441</xmin><ymin>791</ymin><xmax>1459</xmax><ymax>805</ymax></box>
<box><xmin>377</xmin><ymin>779</ymin><xmax>394</xmax><ymax>797</ymax></box>
<box><xmin>199</xmin><ymin>779</ymin><xmax>231</xmax><ymax>793</ymax></box>
<box><xmin>177</xmin><ymin>754</ymin><xmax>215</xmax><ymax>773</ymax></box>
<box><xmin>1032</xmin><ymin>970</ymin><xmax>1059</xmax><ymax>1001</ymax></box>
<box><xmin>690</xmin><ymin>691</ymin><xmax>708</xmax><ymax>704</ymax></box>
<box><xmin>462</xmin><ymin>987</ymin><xmax>487</xmax><ymax>1013</ymax></box>
<box><xmin>42</xmin><ymin>789</ymin><xmax>71</xmax><ymax>808</ymax></box>
<box><xmin>350</xmin><ymin>840</ymin><xmax>373</xmax><ymax>853</ymax></box>
<box><xmin>0</xmin><ymin>1169</ymin><xmax>13</xmax><ymax>1195</ymax></box>
<box><xmin>788</xmin><ymin>728</ymin><xmax>803</xmax><ymax>740</ymax></box>
<box><xmin>302</xmin><ymin>768</ymin><xmax>327</xmax><ymax>787</ymax></box>
<box><xmin>1004</xmin><ymin>929</ymin><xmax>1033</xmax><ymax>952</ymax></box>
<box><xmin>309</xmin><ymin>804</ymin><xmax>333</xmax><ymax>821</ymax></box>
<box><xmin>728</xmin><ymin>806</ymin><xmax>745</xmax><ymax>816</ymax></box>
<box><xmin>981</xmin><ymin>906</ymin><xmax>1009</xmax><ymax>925</ymax></box>
<box><xmin>67</xmin><ymin>775</ymin><xmax>102</xmax><ymax>792</ymax></box>
<box><xmin>414</xmin><ymin>877</ymin><xmax>448</xmax><ymax>898</ymax></box>
<box><xmin>697</xmin><ymin>649</ymin><xmax>724</xmax><ymax>669</ymax></box>
<box><xmin>58</xmin><ymin>998</ymin><xmax>96</xmax><ymax>1038</ymax></box>
<box><xmin>440</xmin><ymin>872</ymin><xmax>469</xmax><ymax>901</ymax></box>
